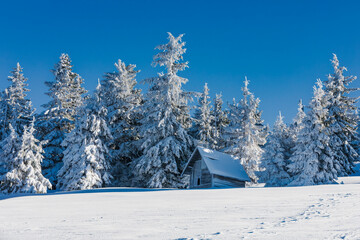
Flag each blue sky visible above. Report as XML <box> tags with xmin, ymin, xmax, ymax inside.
<box><xmin>1</xmin><ymin>0</ymin><xmax>360</xmax><ymax>124</ymax></box>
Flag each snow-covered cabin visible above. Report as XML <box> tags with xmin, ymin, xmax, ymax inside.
<box><xmin>182</xmin><ymin>147</ymin><xmax>251</xmax><ymax>188</ymax></box>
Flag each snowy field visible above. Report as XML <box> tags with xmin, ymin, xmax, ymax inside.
<box><xmin>0</xmin><ymin>177</ymin><xmax>359</xmax><ymax>240</ymax></box>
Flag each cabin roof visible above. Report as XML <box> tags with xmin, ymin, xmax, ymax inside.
<box><xmin>182</xmin><ymin>146</ymin><xmax>251</xmax><ymax>182</ymax></box>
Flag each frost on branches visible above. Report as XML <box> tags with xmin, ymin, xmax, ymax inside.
<box><xmin>0</xmin><ymin>122</ymin><xmax>51</xmax><ymax>194</ymax></box>
<box><xmin>223</xmin><ymin>78</ymin><xmax>268</xmax><ymax>183</ymax></box>
<box><xmin>36</xmin><ymin>53</ymin><xmax>87</xmax><ymax>187</ymax></box>
<box><xmin>191</xmin><ymin>83</ymin><xmax>216</xmax><ymax>148</ymax></box>
<box><xmin>132</xmin><ymin>33</ymin><xmax>193</xmax><ymax>188</ymax></box>
<box><xmin>0</xmin><ymin>63</ymin><xmax>34</xmax><ymax>140</ymax></box>
<box><xmin>260</xmin><ymin>112</ymin><xmax>292</xmax><ymax>187</ymax></box>
<box><xmin>324</xmin><ymin>54</ymin><xmax>359</xmax><ymax>176</ymax></box>
<box><xmin>288</xmin><ymin>80</ymin><xmax>337</xmax><ymax>186</ymax></box>
<box><xmin>99</xmin><ymin>59</ymin><xmax>142</xmax><ymax>185</ymax></box>
<box><xmin>56</xmin><ymin>88</ymin><xmax>112</xmax><ymax>191</ymax></box>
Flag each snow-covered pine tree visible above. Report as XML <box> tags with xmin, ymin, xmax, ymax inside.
<box><xmin>324</xmin><ymin>54</ymin><xmax>359</xmax><ymax>176</ymax></box>
<box><xmin>56</xmin><ymin>86</ymin><xmax>112</xmax><ymax>191</ymax></box>
<box><xmin>0</xmin><ymin>125</ymin><xmax>19</xmax><ymax>178</ymax></box>
<box><xmin>191</xmin><ymin>83</ymin><xmax>216</xmax><ymax>148</ymax></box>
<box><xmin>0</xmin><ymin>121</ymin><xmax>52</xmax><ymax>194</ymax></box>
<box><xmin>260</xmin><ymin>112</ymin><xmax>292</xmax><ymax>187</ymax></box>
<box><xmin>0</xmin><ymin>90</ymin><xmax>4</xmax><ymax>141</ymax></box>
<box><xmin>288</xmin><ymin>80</ymin><xmax>337</xmax><ymax>186</ymax></box>
<box><xmin>152</xmin><ymin>32</ymin><xmax>193</xmax><ymax>130</ymax></box>
<box><xmin>290</xmin><ymin>99</ymin><xmax>306</xmax><ymax>141</ymax></box>
<box><xmin>286</xmin><ymin>99</ymin><xmax>306</xmax><ymax>161</ymax></box>
<box><xmin>44</xmin><ymin>53</ymin><xmax>87</xmax><ymax>123</ymax></box>
<box><xmin>99</xmin><ymin>59</ymin><xmax>142</xmax><ymax>185</ymax></box>
<box><xmin>0</xmin><ymin>63</ymin><xmax>34</xmax><ymax>140</ymax></box>
<box><xmin>36</xmin><ymin>53</ymin><xmax>87</xmax><ymax>186</ymax></box>
<box><xmin>0</xmin><ymin>90</ymin><xmax>5</xmax><ymax>159</ymax></box>
<box><xmin>212</xmin><ymin>93</ymin><xmax>228</xmax><ymax>150</ymax></box>
<box><xmin>223</xmin><ymin>77</ymin><xmax>267</xmax><ymax>183</ymax></box>
<box><xmin>132</xmin><ymin>32</ymin><xmax>194</xmax><ymax>188</ymax></box>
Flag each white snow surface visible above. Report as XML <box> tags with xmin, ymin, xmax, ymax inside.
<box><xmin>1</xmin><ymin>178</ymin><xmax>360</xmax><ymax>240</ymax></box>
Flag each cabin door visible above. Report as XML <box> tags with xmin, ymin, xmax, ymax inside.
<box><xmin>193</xmin><ymin>160</ymin><xmax>202</xmax><ymax>187</ymax></box>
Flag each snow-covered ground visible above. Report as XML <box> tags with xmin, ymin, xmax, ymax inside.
<box><xmin>0</xmin><ymin>178</ymin><xmax>359</xmax><ymax>240</ymax></box>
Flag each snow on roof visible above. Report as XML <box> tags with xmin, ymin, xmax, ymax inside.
<box><xmin>183</xmin><ymin>146</ymin><xmax>251</xmax><ymax>182</ymax></box>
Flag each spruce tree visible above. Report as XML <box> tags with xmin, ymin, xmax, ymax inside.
<box><xmin>0</xmin><ymin>63</ymin><xmax>34</xmax><ymax>140</ymax></box>
<box><xmin>260</xmin><ymin>112</ymin><xmax>292</xmax><ymax>187</ymax></box>
<box><xmin>56</xmin><ymin>88</ymin><xmax>112</xmax><ymax>191</ymax></box>
<box><xmin>324</xmin><ymin>54</ymin><xmax>359</xmax><ymax>176</ymax></box>
<box><xmin>99</xmin><ymin>59</ymin><xmax>142</xmax><ymax>185</ymax></box>
<box><xmin>132</xmin><ymin>32</ymin><xmax>194</xmax><ymax>188</ymax></box>
<box><xmin>291</xmin><ymin>99</ymin><xmax>306</xmax><ymax>138</ymax></box>
<box><xmin>212</xmin><ymin>93</ymin><xmax>228</xmax><ymax>150</ymax></box>
<box><xmin>36</xmin><ymin>53</ymin><xmax>87</xmax><ymax>186</ymax></box>
<box><xmin>288</xmin><ymin>80</ymin><xmax>337</xmax><ymax>186</ymax></box>
<box><xmin>43</xmin><ymin>53</ymin><xmax>87</xmax><ymax>122</ymax></box>
<box><xmin>0</xmin><ymin>125</ymin><xmax>19</xmax><ymax>178</ymax></box>
<box><xmin>0</xmin><ymin>122</ymin><xmax>52</xmax><ymax>194</ymax></box>
<box><xmin>152</xmin><ymin>32</ymin><xmax>193</xmax><ymax>130</ymax></box>
<box><xmin>287</xmin><ymin>99</ymin><xmax>306</xmax><ymax>160</ymax></box>
<box><xmin>191</xmin><ymin>83</ymin><xmax>216</xmax><ymax>148</ymax></box>
<box><xmin>0</xmin><ymin>92</ymin><xmax>6</xmax><ymax>177</ymax></box>
<box><xmin>223</xmin><ymin>78</ymin><xmax>267</xmax><ymax>183</ymax></box>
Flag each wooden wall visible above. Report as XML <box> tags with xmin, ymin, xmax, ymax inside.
<box><xmin>212</xmin><ymin>174</ymin><xmax>246</xmax><ymax>188</ymax></box>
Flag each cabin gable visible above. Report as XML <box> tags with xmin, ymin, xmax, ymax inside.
<box><xmin>190</xmin><ymin>158</ymin><xmax>212</xmax><ymax>189</ymax></box>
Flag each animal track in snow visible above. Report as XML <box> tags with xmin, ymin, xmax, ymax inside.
<box><xmin>176</xmin><ymin>231</ymin><xmax>222</xmax><ymax>240</ymax></box>
<box><xmin>242</xmin><ymin>192</ymin><xmax>354</xmax><ymax>239</ymax></box>
<box><xmin>277</xmin><ymin>193</ymin><xmax>352</xmax><ymax>226</ymax></box>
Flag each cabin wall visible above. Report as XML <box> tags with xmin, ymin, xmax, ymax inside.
<box><xmin>212</xmin><ymin>175</ymin><xmax>246</xmax><ymax>188</ymax></box>
<box><xmin>190</xmin><ymin>159</ymin><xmax>212</xmax><ymax>188</ymax></box>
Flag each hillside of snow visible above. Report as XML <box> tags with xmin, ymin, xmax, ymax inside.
<box><xmin>1</xmin><ymin>177</ymin><xmax>359</xmax><ymax>240</ymax></box>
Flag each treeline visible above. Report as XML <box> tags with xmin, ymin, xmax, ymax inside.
<box><xmin>261</xmin><ymin>55</ymin><xmax>359</xmax><ymax>186</ymax></box>
<box><xmin>0</xmin><ymin>33</ymin><xmax>358</xmax><ymax>194</ymax></box>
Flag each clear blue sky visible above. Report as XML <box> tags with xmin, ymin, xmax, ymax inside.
<box><xmin>1</xmin><ymin>0</ymin><xmax>360</xmax><ymax>125</ymax></box>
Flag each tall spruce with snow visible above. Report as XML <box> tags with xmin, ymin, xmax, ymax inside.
<box><xmin>260</xmin><ymin>112</ymin><xmax>292</xmax><ymax>187</ymax></box>
<box><xmin>0</xmin><ymin>122</ymin><xmax>51</xmax><ymax>194</ymax></box>
<box><xmin>0</xmin><ymin>63</ymin><xmax>34</xmax><ymax>140</ymax></box>
<box><xmin>153</xmin><ymin>32</ymin><xmax>193</xmax><ymax>130</ymax></box>
<box><xmin>288</xmin><ymin>80</ymin><xmax>337</xmax><ymax>186</ymax></box>
<box><xmin>223</xmin><ymin>78</ymin><xmax>267</xmax><ymax>183</ymax></box>
<box><xmin>191</xmin><ymin>83</ymin><xmax>216</xmax><ymax>148</ymax></box>
<box><xmin>45</xmin><ymin>53</ymin><xmax>87</xmax><ymax>122</ymax></box>
<box><xmin>324</xmin><ymin>54</ymin><xmax>359</xmax><ymax>176</ymax></box>
<box><xmin>132</xmin><ymin>32</ymin><xmax>194</xmax><ymax>188</ymax></box>
<box><xmin>212</xmin><ymin>93</ymin><xmax>228</xmax><ymax>150</ymax></box>
<box><xmin>36</xmin><ymin>53</ymin><xmax>87</xmax><ymax>186</ymax></box>
<box><xmin>99</xmin><ymin>59</ymin><xmax>142</xmax><ymax>185</ymax></box>
<box><xmin>56</xmin><ymin>87</ymin><xmax>112</xmax><ymax>191</ymax></box>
